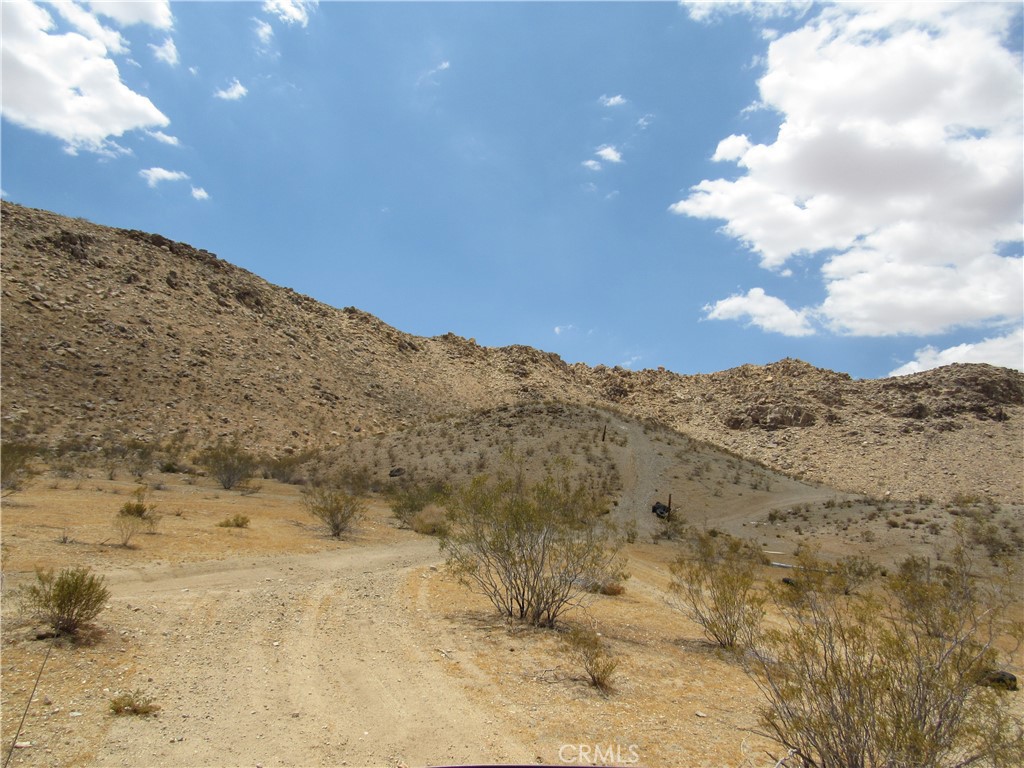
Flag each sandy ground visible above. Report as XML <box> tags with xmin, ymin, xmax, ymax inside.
<box><xmin>3</xmin><ymin>422</ymin><xmax>1020</xmax><ymax>768</ymax></box>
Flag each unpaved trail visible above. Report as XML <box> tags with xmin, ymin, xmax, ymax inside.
<box><xmin>91</xmin><ymin>539</ymin><xmax>534</xmax><ymax>767</ymax></box>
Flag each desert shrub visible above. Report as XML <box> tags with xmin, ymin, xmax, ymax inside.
<box><xmin>20</xmin><ymin>566</ymin><xmax>109</xmax><ymax>635</ymax></box>
<box><xmin>263</xmin><ymin>449</ymin><xmax>318</xmax><ymax>484</ymax></box>
<box><xmin>832</xmin><ymin>554</ymin><xmax>881</xmax><ymax>595</ymax></box>
<box><xmin>195</xmin><ymin>439</ymin><xmax>256</xmax><ymax>490</ymax></box>
<box><xmin>114</xmin><ymin>513</ymin><xmax>144</xmax><ymax>547</ymax></box>
<box><xmin>670</xmin><ymin>528</ymin><xmax>765</xmax><ymax>649</ymax></box>
<box><xmin>117</xmin><ymin>487</ymin><xmax>160</xmax><ymax>535</ymax></box>
<box><xmin>410</xmin><ymin>505</ymin><xmax>448</xmax><ymax>536</ymax></box>
<box><xmin>1</xmin><ymin>440</ymin><xmax>37</xmax><ymax>493</ymax></box>
<box><xmin>109</xmin><ymin>689</ymin><xmax>160</xmax><ymax>716</ymax></box>
<box><xmin>302</xmin><ymin>483</ymin><xmax>365</xmax><ymax>538</ymax></box>
<box><xmin>440</xmin><ymin>457</ymin><xmax>621</xmax><ymax>628</ymax></box>
<box><xmin>746</xmin><ymin>543</ymin><xmax>1024</xmax><ymax>768</ymax></box>
<box><xmin>388</xmin><ymin>480</ymin><xmax>449</xmax><ymax>528</ymax></box>
<box><xmin>563</xmin><ymin>624</ymin><xmax>618</xmax><ymax>693</ymax></box>
<box><xmin>217</xmin><ymin>513</ymin><xmax>250</xmax><ymax>529</ymax></box>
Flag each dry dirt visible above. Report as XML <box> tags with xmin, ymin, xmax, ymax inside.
<box><xmin>5</xmin><ymin>421</ymin><xmax>1020</xmax><ymax>768</ymax></box>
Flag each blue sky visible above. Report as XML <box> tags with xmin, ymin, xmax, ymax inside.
<box><xmin>2</xmin><ymin>1</ymin><xmax>1022</xmax><ymax>380</ymax></box>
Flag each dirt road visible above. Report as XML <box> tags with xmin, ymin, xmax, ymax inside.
<box><xmin>91</xmin><ymin>540</ymin><xmax>534</xmax><ymax>768</ymax></box>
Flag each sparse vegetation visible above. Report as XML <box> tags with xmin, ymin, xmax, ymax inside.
<box><xmin>563</xmin><ymin>624</ymin><xmax>618</xmax><ymax>693</ymax></box>
<box><xmin>217</xmin><ymin>513</ymin><xmax>251</xmax><ymax>528</ymax></box>
<box><xmin>302</xmin><ymin>482</ymin><xmax>365</xmax><ymax>538</ymax></box>
<box><xmin>19</xmin><ymin>566</ymin><xmax>110</xmax><ymax>636</ymax></box>
<box><xmin>670</xmin><ymin>528</ymin><xmax>765</xmax><ymax>649</ymax></box>
<box><xmin>440</xmin><ymin>457</ymin><xmax>621</xmax><ymax>628</ymax></box>
<box><xmin>746</xmin><ymin>543</ymin><xmax>1024</xmax><ymax>768</ymax></box>
<box><xmin>196</xmin><ymin>439</ymin><xmax>257</xmax><ymax>490</ymax></box>
<box><xmin>1</xmin><ymin>439</ymin><xmax>37</xmax><ymax>494</ymax></box>
<box><xmin>109</xmin><ymin>689</ymin><xmax>160</xmax><ymax>716</ymax></box>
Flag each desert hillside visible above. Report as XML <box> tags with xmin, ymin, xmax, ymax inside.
<box><xmin>2</xmin><ymin>201</ymin><xmax>1021</xmax><ymax>502</ymax></box>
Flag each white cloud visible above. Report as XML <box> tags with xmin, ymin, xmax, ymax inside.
<box><xmin>672</xmin><ymin>3</ymin><xmax>1023</xmax><ymax>341</ymax></box>
<box><xmin>254</xmin><ymin>17</ymin><xmax>274</xmax><ymax>46</ymax></box>
<box><xmin>889</xmin><ymin>328</ymin><xmax>1024</xmax><ymax>377</ymax></box>
<box><xmin>191</xmin><ymin>186</ymin><xmax>210</xmax><ymax>201</ymax></box>
<box><xmin>581</xmin><ymin>159</ymin><xmax>602</xmax><ymax>171</ymax></box>
<box><xmin>599</xmin><ymin>94</ymin><xmax>626</xmax><ymax>107</ymax></box>
<box><xmin>149</xmin><ymin>36</ymin><xmax>178</xmax><ymax>66</ymax></box>
<box><xmin>1</xmin><ymin>0</ymin><xmax>169</xmax><ymax>155</ymax></box>
<box><xmin>147</xmin><ymin>129</ymin><xmax>179</xmax><ymax>146</ymax></box>
<box><xmin>595</xmin><ymin>145</ymin><xmax>623</xmax><ymax>164</ymax></box>
<box><xmin>554</xmin><ymin>324</ymin><xmax>575</xmax><ymax>336</ymax></box>
<box><xmin>139</xmin><ymin>167</ymin><xmax>188</xmax><ymax>187</ymax></box>
<box><xmin>262</xmin><ymin>0</ymin><xmax>316</xmax><ymax>27</ymax></box>
<box><xmin>417</xmin><ymin>60</ymin><xmax>451</xmax><ymax>87</ymax></box>
<box><xmin>214</xmin><ymin>78</ymin><xmax>248</xmax><ymax>101</ymax></box>
<box><xmin>87</xmin><ymin>0</ymin><xmax>173</xmax><ymax>30</ymax></box>
<box><xmin>636</xmin><ymin>114</ymin><xmax>654</xmax><ymax>130</ymax></box>
<box><xmin>683</xmin><ymin>1</ymin><xmax>812</xmax><ymax>24</ymax></box>
<box><xmin>704</xmin><ymin>288</ymin><xmax>815</xmax><ymax>337</ymax></box>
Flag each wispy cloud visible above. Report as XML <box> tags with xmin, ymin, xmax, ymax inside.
<box><xmin>595</xmin><ymin>145</ymin><xmax>623</xmax><ymax>164</ymax></box>
<box><xmin>149</xmin><ymin>37</ymin><xmax>178</xmax><ymax>66</ymax></box>
<box><xmin>191</xmin><ymin>186</ymin><xmax>210</xmax><ymax>201</ymax></box>
<box><xmin>417</xmin><ymin>60</ymin><xmax>451</xmax><ymax>87</ymax></box>
<box><xmin>581</xmin><ymin>159</ymin><xmax>602</xmax><ymax>171</ymax></box>
<box><xmin>139</xmin><ymin>167</ymin><xmax>189</xmax><ymax>188</ymax></box>
<box><xmin>554</xmin><ymin>324</ymin><xmax>576</xmax><ymax>336</ymax></box>
<box><xmin>147</xmin><ymin>130</ymin><xmax>180</xmax><ymax>146</ymax></box>
<box><xmin>262</xmin><ymin>0</ymin><xmax>316</xmax><ymax>27</ymax></box>
<box><xmin>214</xmin><ymin>78</ymin><xmax>248</xmax><ymax>101</ymax></box>
<box><xmin>599</xmin><ymin>94</ymin><xmax>626</xmax><ymax>107</ymax></box>
<box><xmin>254</xmin><ymin>18</ymin><xmax>274</xmax><ymax>47</ymax></box>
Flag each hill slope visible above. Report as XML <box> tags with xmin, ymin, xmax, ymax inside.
<box><xmin>2</xmin><ymin>201</ymin><xmax>1021</xmax><ymax>501</ymax></box>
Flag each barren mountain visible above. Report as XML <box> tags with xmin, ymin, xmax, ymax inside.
<box><xmin>2</xmin><ymin>201</ymin><xmax>1022</xmax><ymax>502</ymax></box>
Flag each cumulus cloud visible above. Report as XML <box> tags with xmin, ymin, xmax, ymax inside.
<box><xmin>149</xmin><ymin>36</ymin><xmax>178</xmax><ymax>66</ymax></box>
<box><xmin>595</xmin><ymin>145</ymin><xmax>623</xmax><ymax>164</ymax></box>
<box><xmin>889</xmin><ymin>327</ymin><xmax>1024</xmax><ymax>377</ymax></box>
<box><xmin>139</xmin><ymin>167</ymin><xmax>188</xmax><ymax>187</ymax></box>
<box><xmin>1</xmin><ymin>0</ymin><xmax>171</xmax><ymax>155</ymax></box>
<box><xmin>87</xmin><ymin>0</ymin><xmax>173</xmax><ymax>29</ymax></box>
<box><xmin>191</xmin><ymin>186</ymin><xmax>210</xmax><ymax>201</ymax></box>
<box><xmin>599</xmin><ymin>94</ymin><xmax>626</xmax><ymax>107</ymax></box>
<box><xmin>672</xmin><ymin>3</ymin><xmax>1023</xmax><ymax>345</ymax></box>
<box><xmin>705</xmin><ymin>288</ymin><xmax>815</xmax><ymax>337</ymax></box>
<box><xmin>581</xmin><ymin>159</ymin><xmax>602</xmax><ymax>171</ymax></box>
<box><xmin>214</xmin><ymin>78</ymin><xmax>248</xmax><ymax>101</ymax></box>
<box><xmin>263</xmin><ymin>0</ymin><xmax>316</xmax><ymax>27</ymax></box>
<box><xmin>683</xmin><ymin>1</ymin><xmax>812</xmax><ymax>23</ymax></box>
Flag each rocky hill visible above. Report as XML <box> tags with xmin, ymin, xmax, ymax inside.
<box><xmin>2</xmin><ymin>201</ymin><xmax>1021</xmax><ymax>501</ymax></box>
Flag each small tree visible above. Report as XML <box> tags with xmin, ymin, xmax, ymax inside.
<box><xmin>440</xmin><ymin>460</ymin><xmax>621</xmax><ymax>628</ymax></box>
<box><xmin>20</xmin><ymin>566</ymin><xmax>110</xmax><ymax>636</ymax></box>
<box><xmin>670</xmin><ymin>528</ymin><xmax>766</xmax><ymax>649</ymax></box>
<box><xmin>1</xmin><ymin>440</ymin><xmax>37</xmax><ymax>495</ymax></box>
<box><xmin>302</xmin><ymin>483</ymin><xmax>365</xmax><ymax>538</ymax></box>
<box><xmin>746</xmin><ymin>544</ymin><xmax>1024</xmax><ymax>768</ymax></box>
<box><xmin>196</xmin><ymin>439</ymin><xmax>255</xmax><ymax>490</ymax></box>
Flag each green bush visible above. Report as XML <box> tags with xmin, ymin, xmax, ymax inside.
<box><xmin>196</xmin><ymin>439</ymin><xmax>256</xmax><ymax>490</ymax></box>
<box><xmin>440</xmin><ymin>458</ymin><xmax>621</xmax><ymax>628</ymax></box>
<box><xmin>20</xmin><ymin>567</ymin><xmax>109</xmax><ymax>636</ymax></box>
<box><xmin>302</xmin><ymin>484</ymin><xmax>365</xmax><ymax>538</ymax></box>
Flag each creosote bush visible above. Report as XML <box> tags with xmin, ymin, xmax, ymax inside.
<box><xmin>20</xmin><ymin>566</ymin><xmax>110</xmax><ymax>636</ymax></box>
<box><xmin>440</xmin><ymin>455</ymin><xmax>621</xmax><ymax>628</ymax></box>
<box><xmin>670</xmin><ymin>528</ymin><xmax>766</xmax><ymax>649</ymax></box>
<box><xmin>1</xmin><ymin>440</ymin><xmax>37</xmax><ymax>494</ymax></box>
<box><xmin>114</xmin><ymin>487</ymin><xmax>159</xmax><ymax>546</ymax></box>
<box><xmin>217</xmin><ymin>513</ymin><xmax>250</xmax><ymax>529</ymax></box>
<box><xmin>302</xmin><ymin>482</ymin><xmax>365</xmax><ymax>538</ymax></box>
<box><xmin>196</xmin><ymin>439</ymin><xmax>256</xmax><ymax>490</ymax></box>
<box><xmin>746</xmin><ymin>542</ymin><xmax>1024</xmax><ymax>768</ymax></box>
